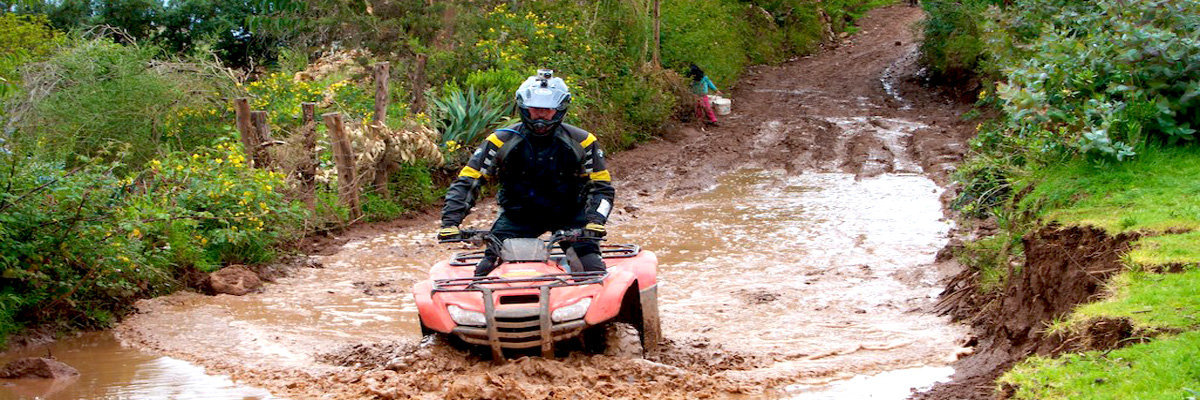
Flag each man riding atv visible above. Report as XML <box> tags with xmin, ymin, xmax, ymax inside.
<box><xmin>438</xmin><ymin>69</ymin><xmax>615</xmax><ymax>276</ymax></box>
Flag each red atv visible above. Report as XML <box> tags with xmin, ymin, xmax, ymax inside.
<box><xmin>412</xmin><ymin>229</ymin><xmax>661</xmax><ymax>360</ymax></box>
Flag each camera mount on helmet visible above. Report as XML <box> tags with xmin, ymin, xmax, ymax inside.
<box><xmin>515</xmin><ymin>69</ymin><xmax>571</xmax><ymax>135</ymax></box>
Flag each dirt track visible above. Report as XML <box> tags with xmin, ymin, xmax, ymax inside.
<box><xmin>108</xmin><ymin>5</ymin><xmax>984</xmax><ymax>399</ymax></box>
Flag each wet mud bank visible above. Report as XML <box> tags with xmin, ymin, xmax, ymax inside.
<box><xmin>916</xmin><ymin>225</ymin><xmax>1141</xmax><ymax>400</ymax></box>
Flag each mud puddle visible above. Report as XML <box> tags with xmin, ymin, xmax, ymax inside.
<box><xmin>615</xmin><ymin>168</ymin><xmax>965</xmax><ymax>397</ymax></box>
<box><xmin>100</xmin><ymin>149</ymin><xmax>966</xmax><ymax>399</ymax></box>
<box><xmin>0</xmin><ymin>331</ymin><xmax>276</xmax><ymax>400</ymax></box>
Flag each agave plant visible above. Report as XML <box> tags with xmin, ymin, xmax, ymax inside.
<box><xmin>430</xmin><ymin>86</ymin><xmax>514</xmax><ymax>148</ymax></box>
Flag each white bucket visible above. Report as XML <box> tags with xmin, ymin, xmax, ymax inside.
<box><xmin>711</xmin><ymin>95</ymin><xmax>732</xmax><ymax>115</ymax></box>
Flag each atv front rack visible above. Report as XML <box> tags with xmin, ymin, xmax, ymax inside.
<box><xmin>433</xmin><ymin>272</ymin><xmax>608</xmax><ymax>360</ymax></box>
<box><xmin>448</xmin><ymin>244</ymin><xmax>641</xmax><ymax>267</ymax></box>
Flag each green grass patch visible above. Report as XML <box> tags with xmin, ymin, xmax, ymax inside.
<box><xmin>1066</xmin><ymin>267</ymin><xmax>1200</xmax><ymax>333</ymax></box>
<box><xmin>1020</xmin><ymin>146</ymin><xmax>1200</xmax><ymax>234</ymax></box>
<box><xmin>956</xmin><ymin>231</ymin><xmax>1024</xmax><ymax>293</ymax></box>
<box><xmin>1000</xmin><ymin>330</ymin><xmax>1200</xmax><ymax>400</ymax></box>
<box><xmin>1128</xmin><ymin>231</ymin><xmax>1200</xmax><ymax>267</ymax></box>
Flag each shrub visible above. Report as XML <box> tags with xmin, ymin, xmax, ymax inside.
<box><xmin>0</xmin><ymin>14</ymin><xmax>64</xmax><ymax>99</ymax></box>
<box><xmin>987</xmin><ymin>0</ymin><xmax>1200</xmax><ymax>160</ymax></box>
<box><xmin>9</xmin><ymin>38</ymin><xmax>236</xmax><ymax>167</ymax></box>
<box><xmin>430</xmin><ymin>86</ymin><xmax>513</xmax><ymax>148</ymax></box>
<box><xmin>0</xmin><ymin>142</ymin><xmax>304</xmax><ymax>340</ymax></box>
<box><xmin>918</xmin><ymin>0</ymin><xmax>999</xmax><ymax>83</ymax></box>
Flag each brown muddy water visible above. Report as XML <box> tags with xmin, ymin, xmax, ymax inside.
<box><xmin>0</xmin><ymin>332</ymin><xmax>276</xmax><ymax>399</ymax></box>
<box><xmin>2</xmin><ymin>134</ymin><xmax>967</xmax><ymax>399</ymax></box>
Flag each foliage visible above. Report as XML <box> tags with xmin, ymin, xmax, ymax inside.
<box><xmin>0</xmin><ymin>143</ymin><xmax>303</xmax><ymax>341</ymax></box>
<box><xmin>430</xmin><ymin>86</ymin><xmax>513</xmax><ymax>148</ymax></box>
<box><xmin>8</xmin><ymin>0</ymin><xmax>290</xmax><ymax>68</ymax></box>
<box><xmin>1001</xmin><ymin>331</ymin><xmax>1200</xmax><ymax>400</ymax></box>
<box><xmin>7</xmin><ymin>38</ymin><xmax>237</xmax><ymax>167</ymax></box>
<box><xmin>388</xmin><ymin>161</ymin><xmax>441</xmax><ymax>211</ymax></box>
<box><xmin>659</xmin><ymin>0</ymin><xmax>752</xmax><ymax>85</ymax></box>
<box><xmin>955</xmin><ymin>232</ymin><xmax>1023</xmax><ymax>293</ymax></box>
<box><xmin>0</xmin><ymin>14</ymin><xmax>64</xmax><ymax>99</ymax></box>
<box><xmin>918</xmin><ymin>0</ymin><xmax>1000</xmax><ymax>83</ymax></box>
<box><xmin>986</xmin><ymin>0</ymin><xmax>1200</xmax><ymax>160</ymax></box>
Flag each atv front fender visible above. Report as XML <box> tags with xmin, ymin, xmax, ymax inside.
<box><xmin>584</xmin><ymin>269</ymin><xmax>636</xmax><ymax>325</ymax></box>
<box><xmin>413</xmin><ymin>280</ymin><xmax>455</xmax><ymax>333</ymax></box>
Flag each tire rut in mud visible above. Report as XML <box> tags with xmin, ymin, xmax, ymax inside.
<box><xmin>318</xmin><ymin>333</ymin><xmax>769</xmax><ymax>399</ymax></box>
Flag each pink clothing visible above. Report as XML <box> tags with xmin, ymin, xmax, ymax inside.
<box><xmin>694</xmin><ymin>95</ymin><xmax>717</xmax><ymax>123</ymax></box>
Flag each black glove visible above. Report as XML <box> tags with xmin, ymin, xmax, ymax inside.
<box><xmin>437</xmin><ymin>226</ymin><xmax>461</xmax><ymax>241</ymax></box>
<box><xmin>582</xmin><ymin>222</ymin><xmax>606</xmax><ymax>239</ymax></box>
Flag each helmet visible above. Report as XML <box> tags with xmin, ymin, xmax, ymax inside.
<box><xmin>515</xmin><ymin>69</ymin><xmax>571</xmax><ymax>135</ymax></box>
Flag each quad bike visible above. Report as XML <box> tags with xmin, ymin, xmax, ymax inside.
<box><xmin>412</xmin><ymin>229</ymin><xmax>661</xmax><ymax>361</ymax></box>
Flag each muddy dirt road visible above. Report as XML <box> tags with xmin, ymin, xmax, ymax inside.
<box><xmin>5</xmin><ymin>5</ymin><xmax>980</xmax><ymax>400</ymax></box>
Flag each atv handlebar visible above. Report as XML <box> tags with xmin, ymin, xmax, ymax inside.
<box><xmin>438</xmin><ymin>229</ymin><xmax>604</xmax><ymax>250</ymax></box>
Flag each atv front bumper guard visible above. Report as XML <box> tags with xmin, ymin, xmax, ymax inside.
<box><xmin>433</xmin><ymin>272</ymin><xmax>608</xmax><ymax>360</ymax></box>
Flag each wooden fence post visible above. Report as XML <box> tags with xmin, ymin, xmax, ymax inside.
<box><xmin>371</xmin><ymin>62</ymin><xmax>395</xmax><ymax>197</ymax></box>
<box><xmin>248</xmin><ymin>111</ymin><xmax>274</xmax><ymax>168</ymax></box>
<box><xmin>300</xmin><ymin>102</ymin><xmax>318</xmax><ymax>209</ymax></box>
<box><xmin>233</xmin><ymin>98</ymin><xmax>260</xmax><ymax>164</ymax></box>
<box><xmin>322</xmin><ymin>112</ymin><xmax>362</xmax><ymax>221</ymax></box>
<box><xmin>652</xmin><ymin>0</ymin><xmax>661</xmax><ymax>68</ymax></box>
<box><xmin>373</xmin><ymin>62</ymin><xmax>390</xmax><ymax>125</ymax></box>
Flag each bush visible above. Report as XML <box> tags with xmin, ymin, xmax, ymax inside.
<box><xmin>430</xmin><ymin>86</ymin><xmax>513</xmax><ymax>148</ymax></box>
<box><xmin>919</xmin><ymin>0</ymin><xmax>1000</xmax><ymax>83</ymax></box>
<box><xmin>0</xmin><ymin>14</ymin><xmax>64</xmax><ymax>99</ymax></box>
<box><xmin>8</xmin><ymin>38</ymin><xmax>237</xmax><ymax>167</ymax></box>
<box><xmin>987</xmin><ymin>0</ymin><xmax>1200</xmax><ymax>160</ymax></box>
<box><xmin>0</xmin><ymin>142</ymin><xmax>305</xmax><ymax>341</ymax></box>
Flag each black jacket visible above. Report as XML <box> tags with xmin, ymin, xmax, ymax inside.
<box><xmin>441</xmin><ymin>123</ymin><xmax>615</xmax><ymax>227</ymax></box>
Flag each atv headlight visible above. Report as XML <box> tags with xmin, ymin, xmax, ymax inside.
<box><xmin>447</xmin><ymin>305</ymin><xmax>486</xmax><ymax>326</ymax></box>
<box><xmin>551</xmin><ymin>297</ymin><xmax>592</xmax><ymax>322</ymax></box>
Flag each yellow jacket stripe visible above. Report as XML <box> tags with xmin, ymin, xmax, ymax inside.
<box><xmin>459</xmin><ymin>166</ymin><xmax>483</xmax><ymax>179</ymax></box>
<box><xmin>589</xmin><ymin>170</ymin><xmax>611</xmax><ymax>182</ymax></box>
<box><xmin>487</xmin><ymin>133</ymin><xmax>505</xmax><ymax>148</ymax></box>
<box><xmin>580</xmin><ymin>133</ymin><xmax>597</xmax><ymax>148</ymax></box>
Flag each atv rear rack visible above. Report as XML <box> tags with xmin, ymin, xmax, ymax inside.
<box><xmin>448</xmin><ymin>244</ymin><xmax>641</xmax><ymax>267</ymax></box>
<box><xmin>432</xmin><ymin>272</ymin><xmax>608</xmax><ymax>360</ymax></box>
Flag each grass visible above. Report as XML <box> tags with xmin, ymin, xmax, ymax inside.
<box><xmin>1068</xmin><ymin>267</ymin><xmax>1200</xmax><ymax>333</ymax></box>
<box><xmin>1128</xmin><ymin>231</ymin><xmax>1200</xmax><ymax>266</ymax></box>
<box><xmin>999</xmin><ymin>145</ymin><xmax>1200</xmax><ymax>399</ymax></box>
<box><xmin>1000</xmin><ymin>331</ymin><xmax>1200</xmax><ymax>400</ymax></box>
<box><xmin>1019</xmin><ymin>145</ymin><xmax>1200</xmax><ymax>235</ymax></box>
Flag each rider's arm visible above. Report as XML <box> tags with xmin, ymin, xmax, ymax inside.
<box><xmin>580</xmin><ymin>133</ymin><xmax>615</xmax><ymax>224</ymax></box>
<box><xmin>441</xmin><ymin>131</ymin><xmax>508</xmax><ymax>227</ymax></box>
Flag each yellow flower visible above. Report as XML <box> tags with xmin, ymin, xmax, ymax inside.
<box><xmin>130</xmin><ymin>228</ymin><xmax>142</xmax><ymax>238</ymax></box>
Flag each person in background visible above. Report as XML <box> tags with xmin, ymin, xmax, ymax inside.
<box><xmin>686</xmin><ymin>63</ymin><xmax>721</xmax><ymax>126</ymax></box>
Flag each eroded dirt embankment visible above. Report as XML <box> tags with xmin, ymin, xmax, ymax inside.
<box><xmin>915</xmin><ymin>225</ymin><xmax>1141</xmax><ymax>400</ymax></box>
<box><xmin>102</xmin><ymin>5</ymin><xmax>990</xmax><ymax>400</ymax></box>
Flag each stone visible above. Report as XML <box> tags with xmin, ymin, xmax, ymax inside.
<box><xmin>209</xmin><ymin>265</ymin><xmax>262</xmax><ymax>295</ymax></box>
<box><xmin>0</xmin><ymin>357</ymin><xmax>79</xmax><ymax>379</ymax></box>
